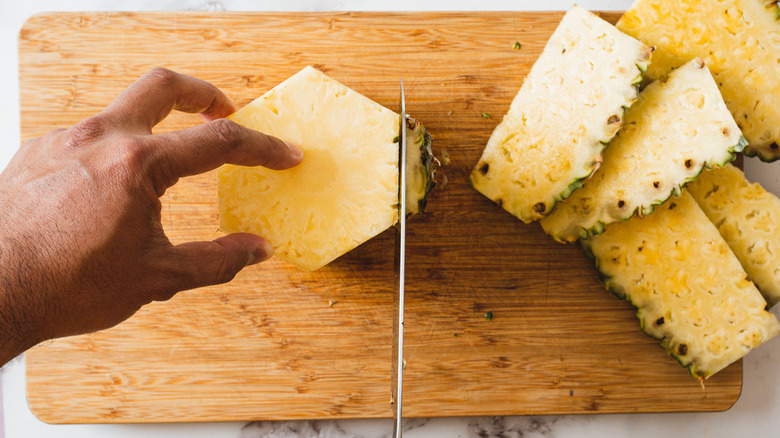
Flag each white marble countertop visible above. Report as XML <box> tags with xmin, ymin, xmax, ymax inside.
<box><xmin>3</xmin><ymin>1</ymin><xmax>780</xmax><ymax>437</ymax></box>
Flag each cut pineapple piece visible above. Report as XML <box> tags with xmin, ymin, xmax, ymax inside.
<box><xmin>617</xmin><ymin>0</ymin><xmax>780</xmax><ymax>161</ymax></box>
<box><xmin>470</xmin><ymin>5</ymin><xmax>653</xmax><ymax>222</ymax></box>
<box><xmin>582</xmin><ymin>192</ymin><xmax>780</xmax><ymax>380</ymax></box>
<box><xmin>688</xmin><ymin>163</ymin><xmax>780</xmax><ymax>308</ymax></box>
<box><xmin>541</xmin><ymin>59</ymin><xmax>745</xmax><ymax>243</ymax></box>
<box><xmin>218</xmin><ymin>66</ymin><xmax>435</xmax><ymax>271</ymax></box>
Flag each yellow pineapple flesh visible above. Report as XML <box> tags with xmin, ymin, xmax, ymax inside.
<box><xmin>688</xmin><ymin>163</ymin><xmax>780</xmax><ymax>308</ymax></box>
<box><xmin>218</xmin><ymin>66</ymin><xmax>434</xmax><ymax>271</ymax></box>
<box><xmin>471</xmin><ymin>5</ymin><xmax>653</xmax><ymax>222</ymax></box>
<box><xmin>582</xmin><ymin>192</ymin><xmax>780</xmax><ymax>380</ymax></box>
<box><xmin>617</xmin><ymin>0</ymin><xmax>780</xmax><ymax>161</ymax></box>
<box><xmin>541</xmin><ymin>59</ymin><xmax>744</xmax><ymax>243</ymax></box>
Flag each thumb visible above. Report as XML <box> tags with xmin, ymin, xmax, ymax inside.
<box><xmin>169</xmin><ymin>233</ymin><xmax>273</xmax><ymax>291</ymax></box>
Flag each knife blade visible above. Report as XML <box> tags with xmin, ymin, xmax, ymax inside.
<box><xmin>391</xmin><ymin>79</ymin><xmax>407</xmax><ymax>438</ymax></box>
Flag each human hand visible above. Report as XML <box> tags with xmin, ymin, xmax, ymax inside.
<box><xmin>0</xmin><ymin>68</ymin><xmax>303</xmax><ymax>366</ymax></box>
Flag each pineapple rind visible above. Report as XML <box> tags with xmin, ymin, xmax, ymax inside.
<box><xmin>688</xmin><ymin>163</ymin><xmax>780</xmax><ymax>308</ymax></box>
<box><xmin>582</xmin><ymin>192</ymin><xmax>780</xmax><ymax>379</ymax></box>
<box><xmin>406</xmin><ymin>117</ymin><xmax>436</xmax><ymax>215</ymax></box>
<box><xmin>470</xmin><ymin>5</ymin><xmax>653</xmax><ymax>223</ymax></box>
<box><xmin>541</xmin><ymin>60</ymin><xmax>743</xmax><ymax>243</ymax></box>
<box><xmin>218</xmin><ymin>66</ymin><xmax>433</xmax><ymax>271</ymax></box>
<box><xmin>617</xmin><ymin>0</ymin><xmax>780</xmax><ymax>161</ymax></box>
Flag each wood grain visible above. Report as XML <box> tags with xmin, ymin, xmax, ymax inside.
<box><xmin>21</xmin><ymin>12</ymin><xmax>742</xmax><ymax>424</ymax></box>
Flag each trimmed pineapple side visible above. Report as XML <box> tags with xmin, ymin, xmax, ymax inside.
<box><xmin>688</xmin><ymin>163</ymin><xmax>780</xmax><ymax>308</ymax></box>
<box><xmin>617</xmin><ymin>0</ymin><xmax>780</xmax><ymax>161</ymax></box>
<box><xmin>218</xmin><ymin>66</ymin><xmax>435</xmax><ymax>271</ymax></box>
<box><xmin>541</xmin><ymin>59</ymin><xmax>745</xmax><ymax>243</ymax></box>
<box><xmin>470</xmin><ymin>5</ymin><xmax>653</xmax><ymax>222</ymax></box>
<box><xmin>582</xmin><ymin>192</ymin><xmax>780</xmax><ymax>380</ymax></box>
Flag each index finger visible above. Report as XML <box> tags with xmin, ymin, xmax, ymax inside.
<box><xmin>143</xmin><ymin>118</ymin><xmax>304</xmax><ymax>195</ymax></box>
<box><xmin>102</xmin><ymin>68</ymin><xmax>235</xmax><ymax>133</ymax></box>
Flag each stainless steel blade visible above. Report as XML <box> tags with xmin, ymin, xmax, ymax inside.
<box><xmin>391</xmin><ymin>79</ymin><xmax>407</xmax><ymax>438</ymax></box>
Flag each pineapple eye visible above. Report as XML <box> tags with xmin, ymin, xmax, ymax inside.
<box><xmin>655</xmin><ymin>317</ymin><xmax>664</xmax><ymax>326</ymax></box>
<box><xmin>534</xmin><ymin>202</ymin><xmax>546</xmax><ymax>214</ymax></box>
<box><xmin>653</xmin><ymin>181</ymin><xmax>660</xmax><ymax>189</ymax></box>
<box><xmin>771</xmin><ymin>142</ymin><xmax>779</xmax><ymax>151</ymax></box>
<box><xmin>607</xmin><ymin>114</ymin><xmax>621</xmax><ymax>124</ymax></box>
<box><xmin>617</xmin><ymin>200</ymin><xmax>626</xmax><ymax>209</ymax></box>
<box><xmin>478</xmin><ymin>162</ymin><xmax>490</xmax><ymax>175</ymax></box>
<box><xmin>684</xmin><ymin>159</ymin><xmax>694</xmax><ymax>169</ymax></box>
<box><xmin>677</xmin><ymin>344</ymin><xmax>688</xmax><ymax>356</ymax></box>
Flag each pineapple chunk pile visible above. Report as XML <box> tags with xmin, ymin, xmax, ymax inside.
<box><xmin>218</xmin><ymin>66</ymin><xmax>434</xmax><ymax>271</ymax></box>
<box><xmin>471</xmin><ymin>5</ymin><xmax>653</xmax><ymax>222</ymax></box>
<box><xmin>470</xmin><ymin>3</ymin><xmax>780</xmax><ymax>380</ymax></box>
<box><xmin>616</xmin><ymin>0</ymin><xmax>780</xmax><ymax>161</ymax></box>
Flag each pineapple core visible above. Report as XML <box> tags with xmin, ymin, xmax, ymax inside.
<box><xmin>218</xmin><ymin>67</ymin><xmax>406</xmax><ymax>271</ymax></box>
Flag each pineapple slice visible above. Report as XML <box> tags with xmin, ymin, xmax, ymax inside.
<box><xmin>541</xmin><ymin>59</ymin><xmax>745</xmax><ymax>243</ymax></box>
<box><xmin>218</xmin><ymin>66</ymin><xmax>435</xmax><ymax>271</ymax></box>
<box><xmin>470</xmin><ymin>5</ymin><xmax>653</xmax><ymax>222</ymax></box>
<box><xmin>582</xmin><ymin>192</ymin><xmax>780</xmax><ymax>380</ymax></box>
<box><xmin>617</xmin><ymin>0</ymin><xmax>780</xmax><ymax>161</ymax></box>
<box><xmin>688</xmin><ymin>163</ymin><xmax>780</xmax><ymax>308</ymax></box>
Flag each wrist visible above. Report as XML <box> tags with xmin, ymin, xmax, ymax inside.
<box><xmin>0</xmin><ymin>244</ymin><xmax>42</xmax><ymax>367</ymax></box>
<box><xmin>0</xmin><ymin>297</ymin><xmax>37</xmax><ymax>367</ymax></box>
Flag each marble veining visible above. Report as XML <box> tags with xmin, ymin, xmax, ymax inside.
<box><xmin>236</xmin><ymin>417</ymin><xmax>565</xmax><ymax>438</ymax></box>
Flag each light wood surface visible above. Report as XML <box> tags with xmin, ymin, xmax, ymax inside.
<box><xmin>21</xmin><ymin>11</ymin><xmax>742</xmax><ymax>424</ymax></box>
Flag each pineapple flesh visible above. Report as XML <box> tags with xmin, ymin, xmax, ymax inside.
<box><xmin>218</xmin><ymin>66</ymin><xmax>435</xmax><ymax>271</ymax></box>
<box><xmin>470</xmin><ymin>5</ymin><xmax>653</xmax><ymax>222</ymax></box>
<box><xmin>617</xmin><ymin>0</ymin><xmax>780</xmax><ymax>161</ymax></box>
<box><xmin>688</xmin><ymin>163</ymin><xmax>780</xmax><ymax>308</ymax></box>
<box><xmin>541</xmin><ymin>59</ymin><xmax>745</xmax><ymax>243</ymax></box>
<box><xmin>582</xmin><ymin>192</ymin><xmax>780</xmax><ymax>380</ymax></box>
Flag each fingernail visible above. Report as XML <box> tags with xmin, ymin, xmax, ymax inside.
<box><xmin>248</xmin><ymin>240</ymin><xmax>274</xmax><ymax>266</ymax></box>
<box><xmin>285</xmin><ymin>141</ymin><xmax>304</xmax><ymax>159</ymax></box>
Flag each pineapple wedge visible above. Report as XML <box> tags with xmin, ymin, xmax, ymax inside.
<box><xmin>470</xmin><ymin>6</ymin><xmax>653</xmax><ymax>222</ymax></box>
<box><xmin>218</xmin><ymin>66</ymin><xmax>435</xmax><ymax>271</ymax></box>
<box><xmin>541</xmin><ymin>59</ymin><xmax>745</xmax><ymax>243</ymax></box>
<box><xmin>617</xmin><ymin>0</ymin><xmax>780</xmax><ymax>161</ymax></box>
<box><xmin>688</xmin><ymin>163</ymin><xmax>780</xmax><ymax>308</ymax></box>
<box><xmin>582</xmin><ymin>192</ymin><xmax>780</xmax><ymax>380</ymax></box>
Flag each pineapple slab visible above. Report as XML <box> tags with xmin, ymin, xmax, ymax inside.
<box><xmin>541</xmin><ymin>59</ymin><xmax>745</xmax><ymax>243</ymax></box>
<box><xmin>218</xmin><ymin>66</ymin><xmax>434</xmax><ymax>271</ymax></box>
<box><xmin>617</xmin><ymin>0</ymin><xmax>780</xmax><ymax>161</ymax></box>
<box><xmin>582</xmin><ymin>192</ymin><xmax>780</xmax><ymax>380</ymax></box>
<box><xmin>688</xmin><ymin>163</ymin><xmax>780</xmax><ymax>308</ymax></box>
<box><xmin>470</xmin><ymin>5</ymin><xmax>653</xmax><ymax>222</ymax></box>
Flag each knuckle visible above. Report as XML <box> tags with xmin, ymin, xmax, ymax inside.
<box><xmin>145</xmin><ymin>67</ymin><xmax>178</xmax><ymax>87</ymax></box>
<box><xmin>210</xmin><ymin>118</ymin><xmax>244</xmax><ymax>147</ymax></box>
<box><xmin>65</xmin><ymin>116</ymin><xmax>110</xmax><ymax>148</ymax></box>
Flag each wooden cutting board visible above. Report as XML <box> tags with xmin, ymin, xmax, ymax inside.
<box><xmin>21</xmin><ymin>11</ymin><xmax>742</xmax><ymax>424</ymax></box>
